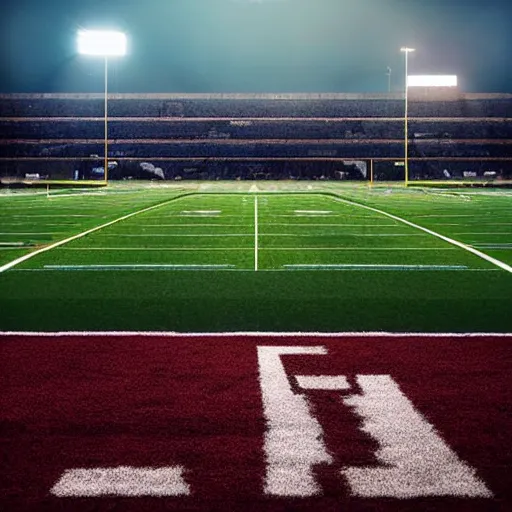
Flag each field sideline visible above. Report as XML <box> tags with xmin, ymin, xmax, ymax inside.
<box><xmin>0</xmin><ymin>181</ymin><xmax>511</xmax><ymax>332</ymax></box>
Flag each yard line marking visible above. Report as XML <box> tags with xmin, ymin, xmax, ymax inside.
<box><xmin>473</xmin><ymin>244</ymin><xmax>512</xmax><ymax>248</ymax></box>
<box><xmin>126</xmin><ymin>224</ymin><xmax>247</xmax><ymax>227</ymax></box>
<box><xmin>431</xmin><ymin>223</ymin><xmax>512</xmax><ymax>227</ymax></box>
<box><xmin>13</xmin><ymin>267</ymin><xmax>501</xmax><ymax>274</ymax></box>
<box><xmin>283</xmin><ymin>264</ymin><xmax>469</xmax><ymax>271</ymax></box>
<box><xmin>268</xmin><ymin>214</ymin><xmax>376</xmax><ymax>218</ymax></box>
<box><xmin>331</xmin><ymin>196</ymin><xmax>512</xmax><ymax>274</ymax></box>
<box><xmin>43</xmin><ymin>264</ymin><xmax>236</xmax><ymax>271</ymax></box>
<box><xmin>180</xmin><ymin>210</ymin><xmax>221</xmax><ymax>214</ymax></box>
<box><xmin>96</xmin><ymin>233</ymin><xmax>253</xmax><ymax>237</ymax></box>
<box><xmin>255</xmin><ymin>195</ymin><xmax>259</xmax><ymax>271</ymax></box>
<box><xmin>265</xmin><ymin>223</ymin><xmax>398</xmax><ymax>227</ymax></box>
<box><xmin>294</xmin><ymin>210</ymin><xmax>332</xmax><ymax>214</ymax></box>
<box><xmin>46</xmin><ymin>192</ymin><xmax>107</xmax><ymax>198</ymax></box>
<box><xmin>178</xmin><ymin>214</ymin><xmax>222</xmax><ymax>217</ymax></box>
<box><xmin>0</xmin><ymin>232</ymin><xmax>67</xmax><ymax>235</ymax></box>
<box><xmin>261</xmin><ymin>247</ymin><xmax>456</xmax><ymax>251</ymax></box>
<box><xmin>2</xmin><ymin>331</ymin><xmax>511</xmax><ymax>337</ymax></box>
<box><xmin>9</xmin><ymin>214</ymin><xmax>98</xmax><ymax>218</ymax></box>
<box><xmin>0</xmin><ymin>197</ymin><xmax>189</xmax><ymax>273</ymax></box>
<box><xmin>258</xmin><ymin>233</ymin><xmax>423</xmax><ymax>237</ymax></box>
<box><xmin>0</xmin><ymin>222</ymin><xmax>82</xmax><ymax>226</ymax></box>
<box><xmin>0</xmin><ymin>242</ymin><xmax>25</xmax><ymax>246</ymax></box>
<box><xmin>454</xmin><ymin>232</ymin><xmax>512</xmax><ymax>235</ymax></box>
<box><xmin>58</xmin><ymin>247</ymin><xmax>253</xmax><ymax>251</ymax></box>
<box><xmin>413</xmin><ymin>214</ymin><xmax>476</xmax><ymax>218</ymax></box>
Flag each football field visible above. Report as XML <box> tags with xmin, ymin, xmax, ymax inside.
<box><xmin>0</xmin><ymin>181</ymin><xmax>511</xmax><ymax>332</ymax></box>
<box><xmin>1</xmin><ymin>182</ymin><xmax>512</xmax><ymax>511</ymax></box>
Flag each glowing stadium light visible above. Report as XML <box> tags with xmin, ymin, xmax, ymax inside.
<box><xmin>407</xmin><ymin>75</ymin><xmax>458</xmax><ymax>87</ymax></box>
<box><xmin>77</xmin><ymin>30</ymin><xmax>127</xmax><ymax>184</ymax></box>
<box><xmin>77</xmin><ymin>30</ymin><xmax>127</xmax><ymax>56</ymax></box>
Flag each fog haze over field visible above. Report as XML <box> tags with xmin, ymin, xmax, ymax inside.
<box><xmin>1</xmin><ymin>0</ymin><xmax>511</xmax><ymax>93</ymax></box>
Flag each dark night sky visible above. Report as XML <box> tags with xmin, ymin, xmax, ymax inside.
<box><xmin>1</xmin><ymin>0</ymin><xmax>511</xmax><ymax>93</ymax></box>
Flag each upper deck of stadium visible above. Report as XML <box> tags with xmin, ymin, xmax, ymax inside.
<box><xmin>1</xmin><ymin>91</ymin><xmax>511</xmax><ymax>181</ymax></box>
<box><xmin>1</xmin><ymin>92</ymin><xmax>512</xmax><ymax>118</ymax></box>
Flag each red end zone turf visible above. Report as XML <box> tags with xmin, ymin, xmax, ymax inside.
<box><xmin>1</xmin><ymin>333</ymin><xmax>511</xmax><ymax>511</ymax></box>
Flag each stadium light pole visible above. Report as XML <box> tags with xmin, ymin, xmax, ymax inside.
<box><xmin>77</xmin><ymin>30</ymin><xmax>127</xmax><ymax>184</ymax></box>
<box><xmin>400</xmin><ymin>47</ymin><xmax>415</xmax><ymax>186</ymax></box>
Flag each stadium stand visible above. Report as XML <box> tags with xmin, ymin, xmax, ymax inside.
<box><xmin>0</xmin><ymin>92</ymin><xmax>511</xmax><ymax>183</ymax></box>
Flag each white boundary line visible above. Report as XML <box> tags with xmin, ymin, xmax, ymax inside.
<box><xmin>254</xmin><ymin>195</ymin><xmax>259</xmax><ymax>272</ymax></box>
<box><xmin>0</xmin><ymin>197</ymin><xmax>186</xmax><ymax>273</ymax></box>
<box><xmin>0</xmin><ymin>331</ymin><xmax>510</xmax><ymax>337</ymax></box>
<box><xmin>283</xmin><ymin>264</ymin><xmax>468</xmax><ymax>270</ymax></box>
<box><xmin>331</xmin><ymin>196</ymin><xmax>512</xmax><ymax>274</ymax></box>
<box><xmin>44</xmin><ymin>264</ymin><xmax>235</xmax><ymax>270</ymax></box>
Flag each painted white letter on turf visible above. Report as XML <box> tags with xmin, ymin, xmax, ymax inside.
<box><xmin>341</xmin><ymin>375</ymin><xmax>493</xmax><ymax>498</ymax></box>
<box><xmin>51</xmin><ymin>466</ymin><xmax>190</xmax><ymax>497</ymax></box>
<box><xmin>257</xmin><ymin>346</ymin><xmax>332</xmax><ymax>497</ymax></box>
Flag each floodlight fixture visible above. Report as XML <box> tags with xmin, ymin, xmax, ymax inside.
<box><xmin>408</xmin><ymin>75</ymin><xmax>458</xmax><ymax>87</ymax></box>
<box><xmin>400</xmin><ymin>47</ymin><xmax>416</xmax><ymax>54</ymax></box>
<box><xmin>77</xmin><ymin>29</ymin><xmax>127</xmax><ymax>184</ymax></box>
<box><xmin>77</xmin><ymin>30</ymin><xmax>127</xmax><ymax>56</ymax></box>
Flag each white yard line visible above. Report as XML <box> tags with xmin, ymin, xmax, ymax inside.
<box><xmin>266</xmin><ymin>223</ymin><xmax>398</xmax><ymax>227</ymax></box>
<box><xmin>0</xmin><ymin>198</ymin><xmax>185</xmax><ymax>273</ymax></box>
<box><xmin>0</xmin><ymin>222</ymin><xmax>82</xmax><ymax>226</ymax></box>
<box><xmin>181</xmin><ymin>210</ymin><xmax>221</xmax><ymax>214</ymax></box>
<box><xmin>257</xmin><ymin>233</ymin><xmax>423</xmax><ymax>237</ymax></box>
<box><xmin>255</xmin><ymin>196</ymin><xmax>259</xmax><ymax>271</ymax></box>
<box><xmin>413</xmin><ymin>214</ymin><xmax>477</xmax><ymax>218</ymax></box>
<box><xmin>9</xmin><ymin>214</ymin><xmax>98</xmax><ymax>218</ymax></box>
<box><xmin>260</xmin><ymin>247</ymin><xmax>456</xmax><ymax>251</ymax></box>
<box><xmin>55</xmin><ymin>246</ymin><xmax>455</xmax><ymax>252</ymax></box>
<box><xmin>43</xmin><ymin>264</ymin><xmax>235</xmax><ymax>271</ymax></box>
<box><xmin>294</xmin><ymin>210</ymin><xmax>332</xmax><ymax>214</ymax></box>
<box><xmin>96</xmin><ymin>234</ymin><xmax>252</xmax><ymax>237</ymax></box>
<box><xmin>150</xmin><ymin>214</ymin><xmax>250</xmax><ymax>218</ymax></box>
<box><xmin>331</xmin><ymin>197</ymin><xmax>512</xmax><ymax>274</ymax></box>
<box><xmin>0</xmin><ymin>232</ymin><xmax>67</xmax><ymax>235</ymax></box>
<box><xmin>284</xmin><ymin>264</ymin><xmax>469</xmax><ymax>271</ymax></box>
<box><xmin>47</xmin><ymin>192</ymin><xmax>107</xmax><ymax>198</ymax></box>
<box><xmin>473</xmin><ymin>244</ymin><xmax>512</xmax><ymax>249</ymax></box>
<box><xmin>59</xmin><ymin>247</ymin><xmax>253</xmax><ymax>251</ymax></box>
<box><xmin>126</xmin><ymin>224</ymin><xmax>247</xmax><ymax>227</ymax></box>
<box><xmin>1</xmin><ymin>331</ymin><xmax>510</xmax><ymax>337</ymax></box>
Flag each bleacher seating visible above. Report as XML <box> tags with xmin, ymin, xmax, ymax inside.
<box><xmin>0</xmin><ymin>93</ymin><xmax>511</xmax><ymax>181</ymax></box>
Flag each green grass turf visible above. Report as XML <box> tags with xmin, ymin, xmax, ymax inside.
<box><xmin>0</xmin><ymin>181</ymin><xmax>511</xmax><ymax>332</ymax></box>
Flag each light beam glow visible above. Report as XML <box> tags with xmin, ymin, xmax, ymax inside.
<box><xmin>77</xmin><ymin>30</ymin><xmax>127</xmax><ymax>56</ymax></box>
<box><xmin>408</xmin><ymin>75</ymin><xmax>458</xmax><ymax>87</ymax></box>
